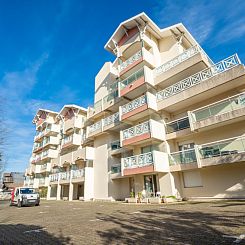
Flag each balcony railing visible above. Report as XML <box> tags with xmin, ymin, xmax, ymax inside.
<box><xmin>103</xmin><ymin>90</ymin><xmax>119</xmax><ymax>103</ymax></box>
<box><xmin>63</xmin><ymin>135</ymin><xmax>73</xmax><ymax>145</ymax></box>
<box><xmin>103</xmin><ymin>112</ymin><xmax>119</xmax><ymax>127</ymax></box>
<box><xmin>41</xmin><ymin>164</ymin><xmax>47</xmax><ymax>170</ymax></box>
<box><xmin>60</xmin><ymin>172</ymin><xmax>70</xmax><ymax>180</ymax></box>
<box><xmin>169</xmin><ymin>149</ymin><xmax>197</xmax><ymax>166</ymax></box>
<box><xmin>39</xmin><ymin>178</ymin><xmax>45</xmax><ymax>185</ymax></box>
<box><xmin>111</xmin><ymin>165</ymin><xmax>121</xmax><ymax>174</ymax></box>
<box><xmin>121</xmin><ymin>94</ymin><xmax>147</xmax><ymax>115</ymax></box>
<box><xmin>199</xmin><ymin>136</ymin><xmax>245</xmax><ymax>159</ymax></box>
<box><xmin>119</xmin><ymin>50</ymin><xmax>142</xmax><ymax>72</ymax></box>
<box><xmin>124</xmin><ymin>152</ymin><xmax>153</xmax><ymax>169</ymax></box>
<box><xmin>120</xmin><ymin>68</ymin><xmax>144</xmax><ymax>89</ymax></box>
<box><xmin>71</xmin><ymin>169</ymin><xmax>84</xmax><ymax>179</ymax></box>
<box><xmin>89</xmin><ymin>120</ymin><xmax>102</xmax><ymax>134</ymax></box>
<box><xmin>166</xmin><ymin>117</ymin><xmax>190</xmax><ymax>134</ymax></box>
<box><xmin>190</xmin><ymin>93</ymin><xmax>245</xmax><ymax>122</ymax></box>
<box><xmin>123</xmin><ymin>121</ymin><xmax>150</xmax><ymax>140</ymax></box>
<box><xmin>156</xmin><ymin>54</ymin><xmax>241</xmax><ymax>101</ymax></box>
<box><xmin>50</xmin><ymin>173</ymin><xmax>59</xmax><ymax>182</ymax></box>
<box><xmin>155</xmin><ymin>45</ymin><xmax>204</xmax><ymax>76</ymax></box>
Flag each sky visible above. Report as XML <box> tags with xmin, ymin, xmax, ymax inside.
<box><xmin>0</xmin><ymin>0</ymin><xmax>244</xmax><ymax>173</ymax></box>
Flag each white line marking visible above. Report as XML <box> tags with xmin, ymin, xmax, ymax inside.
<box><xmin>89</xmin><ymin>219</ymin><xmax>102</xmax><ymax>222</ymax></box>
<box><xmin>131</xmin><ymin>211</ymin><xmax>141</xmax><ymax>214</ymax></box>
<box><xmin>39</xmin><ymin>211</ymin><xmax>46</xmax><ymax>214</ymax></box>
<box><xmin>24</xmin><ymin>228</ymin><xmax>47</xmax><ymax>234</ymax></box>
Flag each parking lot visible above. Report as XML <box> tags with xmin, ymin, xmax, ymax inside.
<box><xmin>0</xmin><ymin>199</ymin><xmax>244</xmax><ymax>244</ymax></box>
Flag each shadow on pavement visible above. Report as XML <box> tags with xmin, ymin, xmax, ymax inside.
<box><xmin>0</xmin><ymin>224</ymin><xmax>71</xmax><ymax>245</ymax></box>
<box><xmin>97</xmin><ymin>207</ymin><xmax>244</xmax><ymax>245</ymax></box>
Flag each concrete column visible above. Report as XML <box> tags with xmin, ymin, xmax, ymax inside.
<box><xmin>69</xmin><ymin>183</ymin><xmax>74</xmax><ymax>201</ymax></box>
<box><xmin>84</xmin><ymin>164</ymin><xmax>94</xmax><ymax>201</ymax></box>
<box><xmin>57</xmin><ymin>174</ymin><xmax>61</xmax><ymax>200</ymax></box>
<box><xmin>47</xmin><ymin>185</ymin><xmax>51</xmax><ymax>200</ymax></box>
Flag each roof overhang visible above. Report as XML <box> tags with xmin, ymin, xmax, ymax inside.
<box><xmin>104</xmin><ymin>12</ymin><xmax>199</xmax><ymax>54</ymax></box>
<box><xmin>58</xmin><ymin>104</ymin><xmax>87</xmax><ymax>118</ymax></box>
<box><xmin>32</xmin><ymin>109</ymin><xmax>58</xmax><ymax>124</ymax></box>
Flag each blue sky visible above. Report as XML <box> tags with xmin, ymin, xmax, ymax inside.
<box><xmin>0</xmin><ymin>0</ymin><xmax>244</xmax><ymax>172</ymax></box>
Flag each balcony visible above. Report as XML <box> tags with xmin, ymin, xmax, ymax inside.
<box><xmin>119</xmin><ymin>66</ymin><xmax>154</xmax><ymax>99</ymax></box>
<box><xmin>64</xmin><ymin>116</ymin><xmax>84</xmax><ymax>132</ymax></box>
<box><xmin>119</xmin><ymin>48</ymin><xmax>155</xmax><ymax>76</ymax></box>
<box><xmin>120</xmin><ymin>92</ymin><xmax>157</xmax><ymax>121</ymax></box>
<box><xmin>49</xmin><ymin>173</ymin><xmax>59</xmax><ymax>183</ymax></box>
<box><xmin>73</xmin><ymin>146</ymin><xmax>95</xmax><ymax>161</ymax></box>
<box><xmin>39</xmin><ymin>177</ymin><xmax>49</xmax><ymax>187</ymax></box>
<box><xmin>157</xmin><ymin>54</ymin><xmax>243</xmax><ymax>112</ymax></box>
<box><xmin>87</xmin><ymin>100</ymin><xmax>103</xmax><ymax>119</ymax></box>
<box><xmin>154</xmin><ymin>45</ymin><xmax>212</xmax><ymax>88</ymax></box>
<box><xmin>34</xmin><ymin>124</ymin><xmax>60</xmax><ymax>142</ymax></box>
<box><xmin>41</xmin><ymin>149</ymin><xmax>59</xmax><ymax>161</ymax></box>
<box><xmin>102</xmin><ymin>89</ymin><xmax>122</xmax><ymax>112</ymax></box>
<box><xmin>71</xmin><ymin>169</ymin><xmax>85</xmax><ymax>182</ymax></box>
<box><xmin>61</xmin><ymin>134</ymin><xmax>82</xmax><ymax>149</ymax></box>
<box><xmin>166</xmin><ymin>117</ymin><xmax>191</xmax><ymax>140</ymax></box>
<box><xmin>43</xmin><ymin>136</ymin><xmax>59</xmax><ymax>147</ymax></box>
<box><xmin>87</xmin><ymin>120</ymin><xmax>103</xmax><ymax>138</ymax></box>
<box><xmin>169</xmin><ymin>148</ymin><xmax>198</xmax><ymax>172</ymax></box>
<box><xmin>103</xmin><ymin>112</ymin><xmax>120</xmax><ymax>131</ymax></box>
<box><xmin>110</xmin><ymin>165</ymin><xmax>122</xmax><ymax>179</ymax></box>
<box><xmin>110</xmin><ymin>140</ymin><xmax>128</xmax><ymax>156</ymax></box>
<box><xmin>198</xmin><ymin>136</ymin><xmax>245</xmax><ymax>167</ymax></box>
<box><xmin>121</xmin><ymin>120</ymin><xmax>165</xmax><ymax>147</ymax></box>
<box><xmin>122</xmin><ymin>151</ymin><xmax>169</xmax><ymax>176</ymax></box>
<box><xmin>189</xmin><ymin>93</ymin><xmax>245</xmax><ymax>131</ymax></box>
<box><xmin>59</xmin><ymin>172</ymin><xmax>70</xmax><ymax>183</ymax></box>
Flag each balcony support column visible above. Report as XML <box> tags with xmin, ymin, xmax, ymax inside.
<box><xmin>69</xmin><ymin>183</ymin><xmax>74</xmax><ymax>201</ymax></box>
<box><xmin>57</xmin><ymin>173</ymin><xmax>61</xmax><ymax>200</ymax></box>
<box><xmin>47</xmin><ymin>185</ymin><xmax>51</xmax><ymax>200</ymax></box>
<box><xmin>84</xmin><ymin>162</ymin><xmax>94</xmax><ymax>201</ymax></box>
<box><xmin>194</xmin><ymin>145</ymin><xmax>202</xmax><ymax>168</ymax></box>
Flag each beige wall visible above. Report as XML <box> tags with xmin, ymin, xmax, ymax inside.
<box><xmin>179</xmin><ymin>162</ymin><xmax>245</xmax><ymax>198</ymax></box>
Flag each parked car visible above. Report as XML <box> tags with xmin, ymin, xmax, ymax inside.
<box><xmin>9</xmin><ymin>187</ymin><xmax>40</xmax><ymax>207</ymax></box>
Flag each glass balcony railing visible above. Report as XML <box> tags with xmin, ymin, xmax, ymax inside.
<box><xmin>103</xmin><ymin>90</ymin><xmax>119</xmax><ymax>103</ymax></box>
<box><xmin>120</xmin><ymin>68</ymin><xmax>144</xmax><ymax>89</ymax></box>
<box><xmin>103</xmin><ymin>112</ymin><xmax>119</xmax><ymax>127</ymax></box>
<box><xmin>123</xmin><ymin>121</ymin><xmax>150</xmax><ymax>140</ymax></box>
<box><xmin>121</xmin><ymin>94</ymin><xmax>147</xmax><ymax>115</ymax></box>
<box><xmin>169</xmin><ymin>149</ymin><xmax>197</xmax><ymax>166</ymax></box>
<box><xmin>191</xmin><ymin>93</ymin><xmax>245</xmax><ymax>122</ymax></box>
<box><xmin>199</xmin><ymin>137</ymin><xmax>245</xmax><ymax>159</ymax></box>
<box><xmin>166</xmin><ymin>117</ymin><xmax>190</xmax><ymax>134</ymax></box>
<box><xmin>123</xmin><ymin>152</ymin><xmax>153</xmax><ymax>169</ymax></box>
<box><xmin>119</xmin><ymin>50</ymin><xmax>142</xmax><ymax>72</ymax></box>
<box><xmin>156</xmin><ymin>54</ymin><xmax>241</xmax><ymax>101</ymax></box>
<box><xmin>110</xmin><ymin>140</ymin><xmax>121</xmax><ymax>151</ymax></box>
<box><xmin>111</xmin><ymin>165</ymin><xmax>121</xmax><ymax>174</ymax></box>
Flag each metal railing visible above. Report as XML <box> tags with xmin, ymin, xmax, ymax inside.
<box><xmin>60</xmin><ymin>172</ymin><xmax>70</xmax><ymax>180</ymax></box>
<box><xmin>123</xmin><ymin>152</ymin><xmax>153</xmax><ymax>169</ymax></box>
<box><xmin>123</xmin><ymin>121</ymin><xmax>150</xmax><ymax>140</ymax></box>
<box><xmin>169</xmin><ymin>149</ymin><xmax>197</xmax><ymax>166</ymax></box>
<box><xmin>71</xmin><ymin>169</ymin><xmax>84</xmax><ymax>179</ymax></box>
<box><xmin>103</xmin><ymin>112</ymin><xmax>119</xmax><ymax>127</ymax></box>
<box><xmin>111</xmin><ymin>165</ymin><xmax>121</xmax><ymax>174</ymax></box>
<box><xmin>119</xmin><ymin>50</ymin><xmax>142</xmax><ymax>72</ymax></box>
<box><xmin>121</xmin><ymin>94</ymin><xmax>147</xmax><ymax>115</ymax></box>
<box><xmin>166</xmin><ymin>117</ymin><xmax>190</xmax><ymax>134</ymax></box>
<box><xmin>190</xmin><ymin>92</ymin><xmax>245</xmax><ymax>122</ymax></box>
<box><xmin>155</xmin><ymin>45</ymin><xmax>202</xmax><ymax>76</ymax></box>
<box><xmin>89</xmin><ymin>120</ymin><xmax>102</xmax><ymax>134</ymax></box>
<box><xmin>156</xmin><ymin>54</ymin><xmax>241</xmax><ymax>101</ymax></box>
<box><xmin>120</xmin><ymin>67</ymin><xmax>144</xmax><ymax>89</ymax></box>
<box><xmin>50</xmin><ymin>173</ymin><xmax>59</xmax><ymax>182</ymax></box>
<box><xmin>199</xmin><ymin>136</ymin><xmax>245</xmax><ymax>159</ymax></box>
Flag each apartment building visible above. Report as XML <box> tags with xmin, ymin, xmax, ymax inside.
<box><xmin>25</xmin><ymin>12</ymin><xmax>245</xmax><ymax>201</ymax></box>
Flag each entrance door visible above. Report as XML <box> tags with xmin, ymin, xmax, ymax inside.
<box><xmin>144</xmin><ymin>175</ymin><xmax>157</xmax><ymax>197</ymax></box>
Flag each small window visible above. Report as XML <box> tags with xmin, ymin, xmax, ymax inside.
<box><xmin>141</xmin><ymin>145</ymin><xmax>152</xmax><ymax>154</ymax></box>
<box><xmin>183</xmin><ymin>170</ymin><xmax>202</xmax><ymax>188</ymax></box>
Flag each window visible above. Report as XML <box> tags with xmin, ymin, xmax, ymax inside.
<box><xmin>179</xmin><ymin>143</ymin><xmax>195</xmax><ymax>151</ymax></box>
<box><xmin>183</xmin><ymin>170</ymin><xmax>202</xmax><ymax>188</ymax></box>
<box><xmin>141</xmin><ymin>145</ymin><xmax>152</xmax><ymax>154</ymax></box>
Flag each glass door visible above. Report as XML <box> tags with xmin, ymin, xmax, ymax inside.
<box><xmin>144</xmin><ymin>175</ymin><xmax>157</xmax><ymax>197</ymax></box>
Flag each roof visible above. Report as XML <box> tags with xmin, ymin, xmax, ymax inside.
<box><xmin>58</xmin><ymin>104</ymin><xmax>87</xmax><ymax>117</ymax></box>
<box><xmin>32</xmin><ymin>108</ymin><xmax>58</xmax><ymax>123</ymax></box>
<box><xmin>104</xmin><ymin>12</ymin><xmax>199</xmax><ymax>54</ymax></box>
